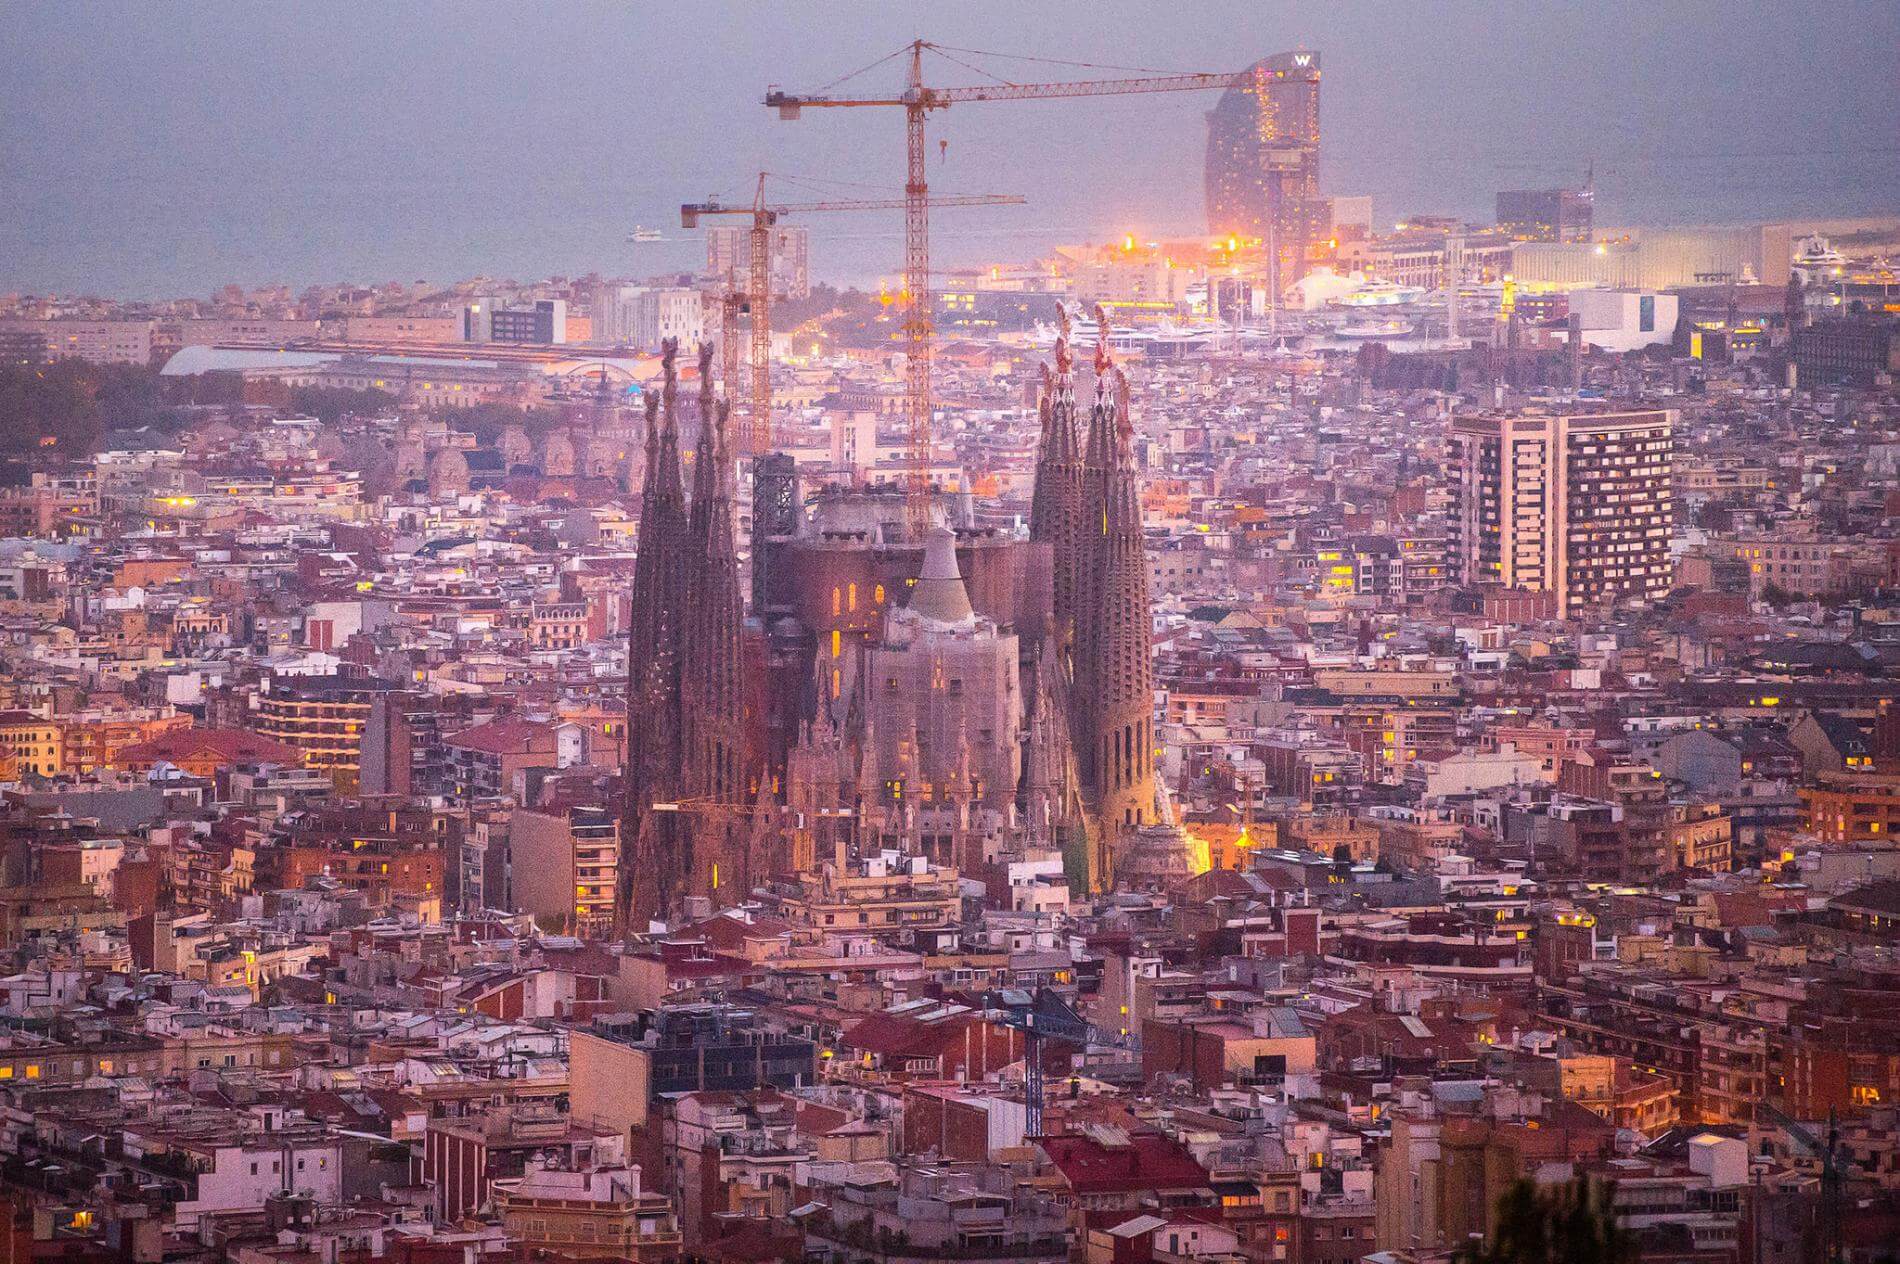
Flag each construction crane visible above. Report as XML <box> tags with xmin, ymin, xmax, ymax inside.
<box><xmin>1759</xmin><ymin>1103</ymin><xmax>1845</xmax><ymax>1264</ymax></box>
<box><xmin>682</xmin><ymin>174</ymin><xmax>1024</xmax><ymax>457</ymax></box>
<box><xmin>984</xmin><ymin>987</ymin><xmax>1137</xmax><ymax>1137</ymax></box>
<box><xmin>767</xmin><ymin>41</ymin><xmax>1245</xmax><ymax>530</ymax></box>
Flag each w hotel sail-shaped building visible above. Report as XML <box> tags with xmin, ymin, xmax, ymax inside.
<box><xmin>1205</xmin><ymin>51</ymin><xmax>1324</xmax><ymax>279</ymax></box>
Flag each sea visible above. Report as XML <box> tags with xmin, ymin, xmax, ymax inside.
<box><xmin>4</xmin><ymin>144</ymin><xmax>1896</xmax><ymax>303</ymax></box>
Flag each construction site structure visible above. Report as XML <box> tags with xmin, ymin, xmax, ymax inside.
<box><xmin>682</xmin><ymin>175</ymin><xmax>1021</xmax><ymax>457</ymax></box>
<box><xmin>984</xmin><ymin>988</ymin><xmax>1137</xmax><ymax>1138</ymax></box>
<box><xmin>1759</xmin><ymin>1104</ymin><xmax>1845</xmax><ymax>1264</ymax></box>
<box><xmin>767</xmin><ymin>41</ymin><xmax>1243</xmax><ymax>529</ymax></box>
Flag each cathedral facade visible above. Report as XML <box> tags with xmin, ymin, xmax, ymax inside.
<box><xmin>620</xmin><ymin>340</ymin><xmax>751</xmax><ymax>930</ymax></box>
<box><xmin>1033</xmin><ymin>306</ymin><xmax>1162</xmax><ymax>890</ymax></box>
<box><xmin>623</xmin><ymin>305</ymin><xmax>1168</xmax><ymax>928</ymax></box>
<box><xmin>845</xmin><ymin>527</ymin><xmax>1023</xmax><ymax>874</ymax></box>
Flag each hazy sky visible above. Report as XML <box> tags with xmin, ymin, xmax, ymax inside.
<box><xmin>5</xmin><ymin>0</ymin><xmax>1897</xmax><ymax>298</ymax></box>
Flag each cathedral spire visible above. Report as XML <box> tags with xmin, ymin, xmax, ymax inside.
<box><xmin>1022</xmin><ymin>636</ymin><xmax>1076</xmax><ymax>852</ymax></box>
<box><xmin>623</xmin><ymin>339</ymin><xmax>690</xmax><ymax>930</ymax></box>
<box><xmin>679</xmin><ymin>340</ymin><xmax>750</xmax><ymax>902</ymax></box>
<box><xmin>689</xmin><ymin>341</ymin><xmax>724</xmax><ymax>509</ymax></box>
<box><xmin>1030</xmin><ymin>302</ymin><xmax>1085</xmax><ymax>653</ymax></box>
<box><xmin>1071</xmin><ymin>306</ymin><xmax>1156</xmax><ymax>891</ymax></box>
<box><xmin>653</xmin><ymin>339</ymin><xmax>687</xmax><ymax>521</ymax></box>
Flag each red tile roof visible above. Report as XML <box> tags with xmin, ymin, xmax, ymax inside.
<box><xmin>444</xmin><ymin>715</ymin><xmax>557</xmax><ymax>755</ymax></box>
<box><xmin>685</xmin><ymin>910</ymin><xmax>796</xmax><ymax>949</ymax></box>
<box><xmin>840</xmin><ymin>1011</ymin><xmax>987</xmax><ymax>1059</ymax></box>
<box><xmin>1173</xmin><ymin>868</ymin><xmax>1259</xmax><ymax>902</ymax></box>
<box><xmin>534</xmin><ymin>942</ymin><xmax>621</xmax><ymax>976</ymax></box>
<box><xmin>120</xmin><ymin>727</ymin><xmax>302</xmax><ymax>767</ymax></box>
<box><xmin>1038</xmin><ymin>1130</ymin><xmax>1210</xmax><ymax>1194</ymax></box>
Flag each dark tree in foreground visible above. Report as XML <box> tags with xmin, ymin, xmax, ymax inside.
<box><xmin>1458</xmin><ymin>1178</ymin><xmax>1627</xmax><ymax>1264</ymax></box>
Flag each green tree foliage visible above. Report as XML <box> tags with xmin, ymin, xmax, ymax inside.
<box><xmin>771</xmin><ymin>282</ymin><xmax>872</xmax><ymax>331</ymax></box>
<box><xmin>0</xmin><ymin>360</ymin><xmax>235</xmax><ymax>455</ymax></box>
<box><xmin>1459</xmin><ymin>1178</ymin><xmax>1628</xmax><ymax>1264</ymax></box>
<box><xmin>0</xmin><ymin>358</ymin><xmax>569</xmax><ymax>457</ymax></box>
<box><xmin>773</xmin><ymin>284</ymin><xmax>895</xmax><ymax>349</ymax></box>
<box><xmin>282</xmin><ymin>385</ymin><xmax>399</xmax><ymax>423</ymax></box>
<box><xmin>1060</xmin><ymin>819</ymin><xmax>1092</xmax><ymax>895</ymax></box>
<box><xmin>445</xmin><ymin>400</ymin><xmax>560</xmax><ymax>445</ymax></box>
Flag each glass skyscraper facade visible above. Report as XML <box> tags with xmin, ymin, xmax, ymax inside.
<box><xmin>1205</xmin><ymin>51</ymin><xmax>1324</xmax><ymax>281</ymax></box>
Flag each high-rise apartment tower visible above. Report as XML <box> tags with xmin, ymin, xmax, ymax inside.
<box><xmin>1451</xmin><ymin>410</ymin><xmax>1675</xmax><ymax>619</ymax></box>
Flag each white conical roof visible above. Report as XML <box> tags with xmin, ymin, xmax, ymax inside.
<box><xmin>907</xmin><ymin>528</ymin><xmax>976</xmax><ymax>629</ymax></box>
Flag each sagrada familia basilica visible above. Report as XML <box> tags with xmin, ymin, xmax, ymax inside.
<box><xmin>620</xmin><ymin>307</ymin><xmax>1192</xmax><ymax>930</ymax></box>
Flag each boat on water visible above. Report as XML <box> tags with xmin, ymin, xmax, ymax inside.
<box><xmin>1331</xmin><ymin>277</ymin><xmax>1427</xmax><ymax>309</ymax></box>
<box><xmin>1791</xmin><ymin>235</ymin><xmax>1846</xmax><ymax>284</ymax></box>
<box><xmin>627</xmin><ymin>226</ymin><xmax>666</xmax><ymax>243</ymax></box>
<box><xmin>1337</xmin><ymin>318</ymin><xmax>1415</xmax><ymax>339</ymax></box>
<box><xmin>1028</xmin><ymin>316</ymin><xmax>1221</xmax><ymax>352</ymax></box>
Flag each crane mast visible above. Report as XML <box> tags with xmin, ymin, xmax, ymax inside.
<box><xmin>903</xmin><ymin>41</ymin><xmax>932</xmax><ymax>530</ymax></box>
<box><xmin>682</xmin><ymin>175</ymin><xmax>1023</xmax><ymax>459</ymax></box>
<box><xmin>767</xmin><ymin>41</ymin><xmax>1242</xmax><ymax>534</ymax></box>
<box><xmin>684</xmin><ymin>173</ymin><xmax>775</xmax><ymax>456</ymax></box>
<box><xmin>749</xmin><ymin>194</ymin><xmax>772</xmax><ymax>456</ymax></box>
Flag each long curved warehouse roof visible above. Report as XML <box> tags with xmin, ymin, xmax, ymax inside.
<box><xmin>159</xmin><ymin>345</ymin><xmax>340</xmax><ymax>376</ymax></box>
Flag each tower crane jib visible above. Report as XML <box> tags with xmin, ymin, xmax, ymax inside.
<box><xmin>766</xmin><ymin>41</ymin><xmax>1243</xmax><ymax>533</ymax></box>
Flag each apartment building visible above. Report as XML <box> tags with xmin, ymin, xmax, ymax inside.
<box><xmin>1452</xmin><ymin>409</ymin><xmax>1674</xmax><ymax>618</ymax></box>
